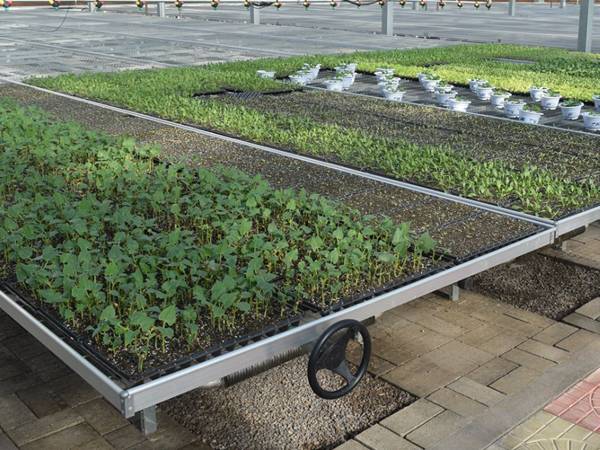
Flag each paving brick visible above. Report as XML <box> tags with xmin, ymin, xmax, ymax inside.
<box><xmin>576</xmin><ymin>297</ymin><xmax>600</xmax><ymax>320</ymax></box>
<box><xmin>348</xmin><ymin>341</ymin><xmax>396</xmax><ymax>376</ymax></box>
<box><xmin>0</xmin><ymin>393</ymin><xmax>36</xmax><ymax>431</ymax></box>
<box><xmin>105</xmin><ymin>424</ymin><xmax>146</xmax><ymax>450</ymax></box>
<box><xmin>447</xmin><ymin>377</ymin><xmax>505</xmax><ymax>407</ymax></box>
<box><xmin>0</xmin><ymin>358</ymin><xmax>29</xmax><ymax>382</ymax></box>
<box><xmin>431</xmin><ymin>309</ymin><xmax>485</xmax><ymax>332</ymax></box>
<box><xmin>533</xmin><ymin>323</ymin><xmax>578</xmax><ymax>346</ymax></box>
<box><xmin>501</xmin><ymin>348</ymin><xmax>556</xmax><ymax>372</ymax></box>
<box><xmin>75</xmin><ymin>398</ymin><xmax>129</xmax><ymax>435</ymax></box>
<box><xmin>17</xmin><ymin>384</ymin><xmax>69</xmax><ymax>418</ymax></box>
<box><xmin>563</xmin><ymin>313</ymin><xmax>600</xmax><ymax>334</ymax></box>
<box><xmin>7</xmin><ymin>408</ymin><xmax>84</xmax><ymax>446</ymax></box>
<box><xmin>20</xmin><ymin>423</ymin><xmax>100</xmax><ymax>450</ymax></box>
<box><xmin>404</xmin><ymin>312</ymin><xmax>467</xmax><ymax>338</ymax></box>
<box><xmin>458</xmin><ymin>325</ymin><xmax>503</xmax><ymax>347</ymax></box>
<box><xmin>517</xmin><ymin>339</ymin><xmax>570</xmax><ymax>363</ymax></box>
<box><xmin>0</xmin><ymin>374</ymin><xmax>40</xmax><ymax>397</ymax></box>
<box><xmin>356</xmin><ymin>424</ymin><xmax>419</xmax><ymax>450</ymax></box>
<box><xmin>77</xmin><ymin>437</ymin><xmax>115</xmax><ymax>450</ymax></box>
<box><xmin>467</xmin><ymin>358</ymin><xmax>518</xmax><ymax>386</ymax></box>
<box><xmin>52</xmin><ymin>374</ymin><xmax>101</xmax><ymax>407</ymax></box>
<box><xmin>490</xmin><ymin>366</ymin><xmax>540</xmax><ymax>395</ymax></box>
<box><xmin>334</xmin><ymin>439</ymin><xmax>370</xmax><ymax>450</ymax></box>
<box><xmin>475</xmin><ymin>334</ymin><xmax>527</xmax><ymax>356</ymax></box>
<box><xmin>382</xmin><ymin>357</ymin><xmax>460</xmax><ymax>397</ymax></box>
<box><xmin>502</xmin><ymin>308</ymin><xmax>554</xmax><ymax>329</ymax></box>
<box><xmin>0</xmin><ymin>433</ymin><xmax>18</xmax><ymax>450</ymax></box>
<box><xmin>406</xmin><ymin>410</ymin><xmax>465</xmax><ymax>448</ymax></box>
<box><xmin>380</xmin><ymin>398</ymin><xmax>443</xmax><ymax>436</ymax></box>
<box><xmin>1</xmin><ymin>334</ymin><xmax>47</xmax><ymax>362</ymax></box>
<box><xmin>428</xmin><ymin>387</ymin><xmax>487</xmax><ymax>417</ymax></box>
<box><xmin>556</xmin><ymin>329</ymin><xmax>599</xmax><ymax>352</ymax></box>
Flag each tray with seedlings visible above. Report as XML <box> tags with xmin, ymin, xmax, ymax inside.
<box><xmin>0</xmin><ymin>100</ymin><xmax>457</xmax><ymax>384</ymax></box>
<box><xmin>28</xmin><ymin>44</ymin><xmax>600</xmax><ymax>222</ymax></box>
<box><xmin>1</xmin><ymin>83</ymin><xmax>547</xmax><ymax>264</ymax></box>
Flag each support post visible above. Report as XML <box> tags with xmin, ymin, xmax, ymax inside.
<box><xmin>250</xmin><ymin>5</ymin><xmax>260</xmax><ymax>24</ymax></box>
<box><xmin>134</xmin><ymin>406</ymin><xmax>157</xmax><ymax>435</ymax></box>
<box><xmin>157</xmin><ymin>0</ymin><xmax>166</xmax><ymax>17</ymax></box>
<box><xmin>438</xmin><ymin>284</ymin><xmax>460</xmax><ymax>302</ymax></box>
<box><xmin>382</xmin><ymin>0</ymin><xmax>394</xmax><ymax>36</ymax></box>
<box><xmin>577</xmin><ymin>0</ymin><xmax>594</xmax><ymax>52</ymax></box>
<box><xmin>87</xmin><ymin>1</ymin><xmax>95</xmax><ymax>12</ymax></box>
<box><xmin>508</xmin><ymin>0</ymin><xmax>516</xmax><ymax>15</ymax></box>
<box><xmin>412</xmin><ymin>0</ymin><xmax>417</xmax><ymax>10</ymax></box>
<box><xmin>560</xmin><ymin>0</ymin><xmax>566</xmax><ymax>8</ymax></box>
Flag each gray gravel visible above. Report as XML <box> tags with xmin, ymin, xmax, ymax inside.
<box><xmin>164</xmin><ymin>354</ymin><xmax>413</xmax><ymax>450</ymax></box>
<box><xmin>472</xmin><ymin>253</ymin><xmax>600</xmax><ymax>320</ymax></box>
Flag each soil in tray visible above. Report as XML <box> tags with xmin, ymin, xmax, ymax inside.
<box><xmin>164</xmin><ymin>354</ymin><xmax>414</xmax><ymax>450</ymax></box>
<box><xmin>471</xmin><ymin>253</ymin><xmax>600</xmax><ymax>320</ymax></box>
<box><xmin>216</xmin><ymin>90</ymin><xmax>600</xmax><ymax>184</ymax></box>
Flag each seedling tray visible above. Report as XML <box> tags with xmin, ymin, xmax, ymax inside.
<box><xmin>302</xmin><ymin>258</ymin><xmax>454</xmax><ymax>316</ymax></box>
<box><xmin>0</xmin><ymin>281</ymin><xmax>302</xmax><ymax>388</ymax></box>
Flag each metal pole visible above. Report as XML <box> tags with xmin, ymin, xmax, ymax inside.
<box><xmin>560</xmin><ymin>0</ymin><xmax>566</xmax><ymax>7</ymax></box>
<box><xmin>250</xmin><ymin>4</ymin><xmax>260</xmax><ymax>24</ymax></box>
<box><xmin>157</xmin><ymin>0</ymin><xmax>166</xmax><ymax>17</ymax></box>
<box><xmin>87</xmin><ymin>0</ymin><xmax>95</xmax><ymax>12</ymax></box>
<box><xmin>382</xmin><ymin>0</ymin><xmax>394</xmax><ymax>35</ymax></box>
<box><xmin>508</xmin><ymin>0</ymin><xmax>516</xmax><ymax>15</ymax></box>
<box><xmin>577</xmin><ymin>0</ymin><xmax>594</xmax><ymax>52</ymax></box>
<box><xmin>412</xmin><ymin>0</ymin><xmax>417</xmax><ymax>10</ymax></box>
<box><xmin>134</xmin><ymin>407</ymin><xmax>157</xmax><ymax>435</ymax></box>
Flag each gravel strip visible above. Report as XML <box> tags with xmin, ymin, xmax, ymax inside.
<box><xmin>164</xmin><ymin>354</ymin><xmax>413</xmax><ymax>450</ymax></box>
<box><xmin>471</xmin><ymin>253</ymin><xmax>600</xmax><ymax>320</ymax></box>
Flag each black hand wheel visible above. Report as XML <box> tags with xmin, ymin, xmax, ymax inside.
<box><xmin>307</xmin><ymin>319</ymin><xmax>371</xmax><ymax>400</ymax></box>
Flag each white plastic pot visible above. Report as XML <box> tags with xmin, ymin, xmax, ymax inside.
<box><xmin>559</xmin><ymin>103</ymin><xmax>583</xmax><ymax>121</ymax></box>
<box><xmin>341</xmin><ymin>73</ymin><xmax>355</xmax><ymax>89</ymax></box>
<box><xmin>435</xmin><ymin>91</ymin><xmax>457</xmax><ymax>107</ymax></box>
<box><xmin>383</xmin><ymin>90</ymin><xmax>406</xmax><ymax>102</ymax></box>
<box><xmin>593</xmin><ymin>95</ymin><xmax>600</xmax><ymax>112</ymax></box>
<box><xmin>490</xmin><ymin>93</ymin><xmax>511</xmax><ymax>109</ymax></box>
<box><xmin>256</xmin><ymin>70</ymin><xmax>275</xmax><ymax>79</ymax></box>
<box><xmin>447</xmin><ymin>99</ymin><xmax>471</xmax><ymax>112</ymax></box>
<box><xmin>504</xmin><ymin>102</ymin><xmax>526</xmax><ymax>118</ymax></box>
<box><xmin>540</xmin><ymin>95</ymin><xmax>561</xmax><ymax>110</ymax></box>
<box><xmin>422</xmin><ymin>79</ymin><xmax>440</xmax><ymax>92</ymax></box>
<box><xmin>519</xmin><ymin>109</ymin><xmax>543</xmax><ymax>125</ymax></box>
<box><xmin>469</xmin><ymin>79</ymin><xmax>485</xmax><ymax>92</ymax></box>
<box><xmin>289</xmin><ymin>74</ymin><xmax>309</xmax><ymax>86</ymax></box>
<box><xmin>323</xmin><ymin>79</ymin><xmax>344</xmax><ymax>92</ymax></box>
<box><xmin>308</xmin><ymin>66</ymin><xmax>320</xmax><ymax>81</ymax></box>
<box><xmin>476</xmin><ymin>87</ymin><xmax>494</xmax><ymax>101</ymax></box>
<box><xmin>582</xmin><ymin>113</ymin><xmax>600</xmax><ymax>131</ymax></box>
<box><xmin>529</xmin><ymin>87</ymin><xmax>547</xmax><ymax>102</ymax></box>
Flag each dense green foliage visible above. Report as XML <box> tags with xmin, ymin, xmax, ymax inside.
<box><xmin>28</xmin><ymin>44</ymin><xmax>600</xmax><ymax>218</ymax></box>
<box><xmin>33</xmin><ymin>44</ymin><xmax>600</xmax><ymax>100</ymax></box>
<box><xmin>0</xmin><ymin>101</ymin><xmax>437</xmax><ymax>371</ymax></box>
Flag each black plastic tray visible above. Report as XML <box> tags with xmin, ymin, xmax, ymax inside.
<box><xmin>0</xmin><ymin>281</ymin><xmax>302</xmax><ymax>388</ymax></box>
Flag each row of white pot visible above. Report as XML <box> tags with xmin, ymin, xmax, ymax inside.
<box><xmin>323</xmin><ymin>63</ymin><xmax>358</xmax><ymax>92</ymax></box>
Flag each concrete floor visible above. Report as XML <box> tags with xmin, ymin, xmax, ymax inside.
<box><xmin>0</xmin><ymin>2</ymin><xmax>598</xmax><ymax>80</ymax></box>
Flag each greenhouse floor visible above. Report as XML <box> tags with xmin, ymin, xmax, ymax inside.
<box><xmin>2</xmin><ymin>226</ymin><xmax>600</xmax><ymax>449</ymax></box>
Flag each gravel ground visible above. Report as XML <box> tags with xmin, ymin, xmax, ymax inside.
<box><xmin>164</xmin><ymin>354</ymin><xmax>413</xmax><ymax>450</ymax></box>
<box><xmin>472</xmin><ymin>253</ymin><xmax>600</xmax><ymax>320</ymax></box>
